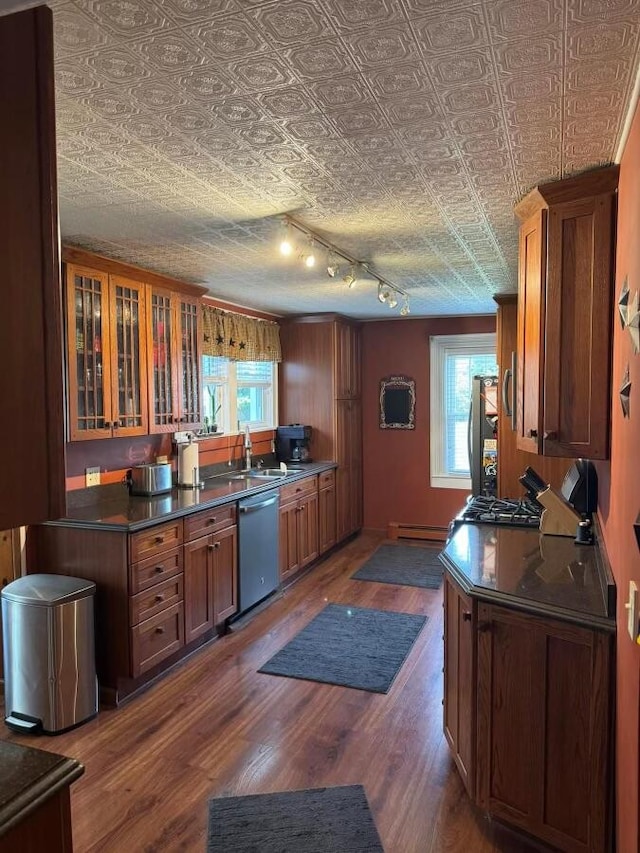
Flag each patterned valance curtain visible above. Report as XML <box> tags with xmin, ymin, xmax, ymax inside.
<box><xmin>201</xmin><ymin>305</ymin><xmax>282</xmax><ymax>362</ymax></box>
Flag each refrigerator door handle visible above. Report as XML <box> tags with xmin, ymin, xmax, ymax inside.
<box><xmin>502</xmin><ymin>366</ymin><xmax>512</xmax><ymax>418</ymax></box>
<box><xmin>510</xmin><ymin>351</ymin><xmax>517</xmax><ymax>431</ymax></box>
<box><xmin>467</xmin><ymin>395</ymin><xmax>473</xmax><ymax>479</ymax></box>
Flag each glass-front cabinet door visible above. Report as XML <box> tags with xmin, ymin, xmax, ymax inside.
<box><xmin>178</xmin><ymin>297</ymin><xmax>201</xmax><ymax>429</ymax></box>
<box><xmin>66</xmin><ymin>264</ymin><xmax>113</xmax><ymax>440</ymax></box>
<box><xmin>109</xmin><ymin>275</ymin><xmax>147</xmax><ymax>436</ymax></box>
<box><xmin>148</xmin><ymin>288</ymin><xmax>178</xmax><ymax>433</ymax></box>
<box><xmin>65</xmin><ymin>265</ymin><xmax>148</xmax><ymax>440</ymax></box>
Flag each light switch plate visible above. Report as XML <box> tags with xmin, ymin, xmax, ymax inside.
<box><xmin>85</xmin><ymin>467</ymin><xmax>100</xmax><ymax>488</ymax></box>
<box><xmin>626</xmin><ymin>581</ymin><xmax>638</xmax><ymax>641</ymax></box>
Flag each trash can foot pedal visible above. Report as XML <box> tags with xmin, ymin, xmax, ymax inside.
<box><xmin>5</xmin><ymin>713</ymin><xmax>42</xmax><ymax>734</ymax></box>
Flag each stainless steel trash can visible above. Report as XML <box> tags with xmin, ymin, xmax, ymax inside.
<box><xmin>1</xmin><ymin>574</ymin><xmax>98</xmax><ymax>734</ymax></box>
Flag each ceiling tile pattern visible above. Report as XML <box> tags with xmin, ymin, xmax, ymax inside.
<box><xmin>49</xmin><ymin>0</ymin><xmax>640</xmax><ymax>318</ymax></box>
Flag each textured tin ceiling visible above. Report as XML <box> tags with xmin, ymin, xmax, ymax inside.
<box><xmin>49</xmin><ymin>0</ymin><xmax>640</xmax><ymax>318</ymax></box>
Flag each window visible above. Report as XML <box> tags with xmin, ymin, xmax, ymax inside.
<box><xmin>202</xmin><ymin>356</ymin><xmax>276</xmax><ymax>433</ymax></box>
<box><xmin>430</xmin><ymin>333</ymin><xmax>497</xmax><ymax>489</ymax></box>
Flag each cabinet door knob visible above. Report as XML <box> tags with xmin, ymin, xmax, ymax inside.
<box><xmin>154</xmin><ymin>626</ymin><xmax>165</xmax><ymax>634</ymax></box>
<box><xmin>528</xmin><ymin>429</ymin><xmax>538</xmax><ymax>438</ymax></box>
<box><xmin>155</xmin><ymin>594</ymin><xmax>164</xmax><ymax>602</ymax></box>
<box><xmin>213</xmin><ymin>541</ymin><xmax>220</xmax><ymax>549</ymax></box>
<box><xmin>208</xmin><ymin>517</ymin><xmax>217</xmax><ymax>524</ymax></box>
<box><xmin>154</xmin><ymin>536</ymin><xmax>164</xmax><ymax>544</ymax></box>
<box><xmin>154</xmin><ymin>565</ymin><xmax>164</xmax><ymax>573</ymax></box>
<box><xmin>462</xmin><ymin>611</ymin><xmax>472</xmax><ymax>622</ymax></box>
<box><xmin>543</xmin><ymin>430</ymin><xmax>557</xmax><ymax>441</ymax></box>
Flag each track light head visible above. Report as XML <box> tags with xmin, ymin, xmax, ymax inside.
<box><xmin>400</xmin><ymin>296</ymin><xmax>411</xmax><ymax>316</ymax></box>
<box><xmin>377</xmin><ymin>281</ymin><xmax>390</xmax><ymax>303</ymax></box>
<box><xmin>279</xmin><ymin>221</ymin><xmax>293</xmax><ymax>256</ymax></box>
<box><xmin>343</xmin><ymin>265</ymin><xmax>358</xmax><ymax>288</ymax></box>
<box><xmin>387</xmin><ymin>292</ymin><xmax>398</xmax><ymax>309</ymax></box>
<box><xmin>327</xmin><ymin>251</ymin><xmax>340</xmax><ymax>278</ymax></box>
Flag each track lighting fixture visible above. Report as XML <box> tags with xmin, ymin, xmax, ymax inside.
<box><xmin>279</xmin><ymin>221</ymin><xmax>293</xmax><ymax>257</ymax></box>
<box><xmin>278</xmin><ymin>214</ymin><xmax>409</xmax><ymax>315</ymax></box>
<box><xmin>343</xmin><ymin>265</ymin><xmax>358</xmax><ymax>288</ymax></box>
<box><xmin>301</xmin><ymin>239</ymin><xmax>316</xmax><ymax>268</ymax></box>
<box><xmin>327</xmin><ymin>252</ymin><xmax>340</xmax><ymax>278</ymax></box>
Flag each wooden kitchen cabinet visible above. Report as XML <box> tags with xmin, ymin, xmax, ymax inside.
<box><xmin>318</xmin><ymin>470</ymin><xmax>337</xmax><ymax>554</ymax></box>
<box><xmin>476</xmin><ymin>602</ymin><xmax>612</xmax><ymax>852</ymax></box>
<box><xmin>0</xmin><ymin>7</ymin><xmax>66</xmax><ymax>529</ymax></box>
<box><xmin>514</xmin><ymin>166</ymin><xmax>618</xmax><ymax>459</ymax></box>
<box><xmin>184</xmin><ymin>509</ymin><xmax>238</xmax><ymax>641</ymax></box>
<box><xmin>279</xmin><ymin>475</ymin><xmax>319</xmax><ymax>582</ymax></box>
<box><xmin>493</xmin><ymin>294</ymin><xmax>572</xmax><ymax>497</ymax></box>
<box><xmin>65</xmin><ymin>263</ymin><xmax>148</xmax><ymax>440</ymax></box>
<box><xmin>279</xmin><ymin>315</ymin><xmax>362</xmax><ymax>544</ymax></box>
<box><xmin>443</xmin><ymin>573</ymin><xmax>476</xmax><ymax>799</ymax></box>
<box><xmin>147</xmin><ymin>287</ymin><xmax>202</xmax><ymax>432</ymax></box>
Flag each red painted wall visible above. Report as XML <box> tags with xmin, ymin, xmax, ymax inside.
<box><xmin>361</xmin><ymin>315</ymin><xmax>495</xmax><ymax>532</ymax></box>
<box><xmin>597</xmin><ymin>102</ymin><xmax>640</xmax><ymax>853</ymax></box>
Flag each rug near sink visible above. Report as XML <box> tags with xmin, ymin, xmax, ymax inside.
<box><xmin>207</xmin><ymin>785</ymin><xmax>384</xmax><ymax>852</ymax></box>
<box><xmin>258</xmin><ymin>603</ymin><xmax>427</xmax><ymax>693</ymax></box>
<box><xmin>351</xmin><ymin>543</ymin><xmax>444</xmax><ymax>590</ymax></box>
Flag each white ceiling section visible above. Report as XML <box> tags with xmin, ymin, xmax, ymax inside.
<box><xmin>50</xmin><ymin>0</ymin><xmax>640</xmax><ymax>319</ymax></box>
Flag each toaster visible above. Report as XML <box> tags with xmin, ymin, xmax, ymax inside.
<box><xmin>128</xmin><ymin>462</ymin><xmax>172</xmax><ymax>496</ymax></box>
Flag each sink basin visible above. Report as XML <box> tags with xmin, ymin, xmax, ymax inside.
<box><xmin>249</xmin><ymin>469</ymin><xmax>287</xmax><ymax>478</ymax></box>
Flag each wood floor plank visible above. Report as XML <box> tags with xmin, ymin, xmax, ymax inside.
<box><xmin>0</xmin><ymin>531</ymin><xmax>547</xmax><ymax>852</ymax></box>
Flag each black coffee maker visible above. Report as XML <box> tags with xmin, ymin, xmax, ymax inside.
<box><xmin>276</xmin><ymin>425</ymin><xmax>312</xmax><ymax>463</ymax></box>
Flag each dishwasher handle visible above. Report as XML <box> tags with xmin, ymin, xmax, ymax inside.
<box><xmin>239</xmin><ymin>495</ymin><xmax>279</xmax><ymax>513</ymax></box>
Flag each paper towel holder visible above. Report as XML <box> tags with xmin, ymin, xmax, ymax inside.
<box><xmin>176</xmin><ymin>433</ymin><xmax>204</xmax><ymax>489</ymax></box>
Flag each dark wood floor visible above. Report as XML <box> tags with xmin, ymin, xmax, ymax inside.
<box><xmin>1</xmin><ymin>531</ymin><xmax>546</xmax><ymax>852</ymax></box>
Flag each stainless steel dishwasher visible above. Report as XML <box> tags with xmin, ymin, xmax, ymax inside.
<box><xmin>237</xmin><ymin>490</ymin><xmax>280</xmax><ymax>615</ymax></box>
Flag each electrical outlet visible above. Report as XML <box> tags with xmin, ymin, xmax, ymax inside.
<box><xmin>85</xmin><ymin>467</ymin><xmax>101</xmax><ymax>488</ymax></box>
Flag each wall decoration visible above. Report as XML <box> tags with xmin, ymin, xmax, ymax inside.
<box><xmin>380</xmin><ymin>376</ymin><xmax>416</xmax><ymax>430</ymax></box>
<box><xmin>627</xmin><ymin>290</ymin><xmax>640</xmax><ymax>353</ymax></box>
<box><xmin>620</xmin><ymin>363</ymin><xmax>631</xmax><ymax>418</ymax></box>
<box><xmin>618</xmin><ymin>276</ymin><xmax>630</xmax><ymax>328</ymax></box>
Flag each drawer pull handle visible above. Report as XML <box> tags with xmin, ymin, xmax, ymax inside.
<box><xmin>208</xmin><ymin>517</ymin><xmax>217</xmax><ymax>524</ymax></box>
<box><xmin>155</xmin><ymin>626</ymin><xmax>165</xmax><ymax>634</ymax></box>
<box><xmin>154</xmin><ymin>566</ymin><xmax>164</xmax><ymax>573</ymax></box>
<box><xmin>155</xmin><ymin>594</ymin><xmax>164</xmax><ymax>602</ymax></box>
<box><xmin>154</xmin><ymin>536</ymin><xmax>164</xmax><ymax>544</ymax></box>
<box><xmin>296</xmin><ymin>487</ymin><xmax>302</xmax><ymax>492</ymax></box>
<box><xmin>462</xmin><ymin>611</ymin><xmax>472</xmax><ymax>622</ymax></box>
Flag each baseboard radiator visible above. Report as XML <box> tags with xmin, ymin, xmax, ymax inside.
<box><xmin>387</xmin><ymin>522</ymin><xmax>448</xmax><ymax>543</ymax></box>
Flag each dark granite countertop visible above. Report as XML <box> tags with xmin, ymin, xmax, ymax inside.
<box><xmin>440</xmin><ymin>522</ymin><xmax>616</xmax><ymax>631</ymax></box>
<box><xmin>0</xmin><ymin>740</ymin><xmax>83</xmax><ymax>837</ymax></box>
<box><xmin>47</xmin><ymin>462</ymin><xmax>336</xmax><ymax>532</ymax></box>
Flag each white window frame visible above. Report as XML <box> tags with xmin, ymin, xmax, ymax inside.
<box><xmin>202</xmin><ymin>357</ymin><xmax>277</xmax><ymax>435</ymax></box>
<box><xmin>429</xmin><ymin>332</ymin><xmax>496</xmax><ymax>490</ymax></box>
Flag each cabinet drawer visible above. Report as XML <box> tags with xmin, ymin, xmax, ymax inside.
<box><xmin>131</xmin><ymin>602</ymin><xmax>184</xmax><ymax>677</ymax></box>
<box><xmin>130</xmin><ymin>575</ymin><xmax>183</xmax><ymax>626</ymax></box>
<box><xmin>184</xmin><ymin>503</ymin><xmax>236</xmax><ymax>541</ymax></box>
<box><xmin>129</xmin><ymin>521</ymin><xmax>183</xmax><ymax>563</ymax></box>
<box><xmin>280</xmin><ymin>475</ymin><xmax>318</xmax><ymax>505</ymax></box>
<box><xmin>130</xmin><ymin>547</ymin><xmax>182</xmax><ymax>594</ymax></box>
<box><xmin>319</xmin><ymin>470</ymin><xmax>335</xmax><ymax>489</ymax></box>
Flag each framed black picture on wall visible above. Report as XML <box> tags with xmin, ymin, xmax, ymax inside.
<box><xmin>380</xmin><ymin>376</ymin><xmax>415</xmax><ymax>429</ymax></box>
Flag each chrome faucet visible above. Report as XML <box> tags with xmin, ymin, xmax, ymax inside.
<box><xmin>243</xmin><ymin>425</ymin><xmax>252</xmax><ymax>471</ymax></box>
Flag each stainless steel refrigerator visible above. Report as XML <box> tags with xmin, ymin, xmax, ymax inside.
<box><xmin>468</xmin><ymin>375</ymin><xmax>499</xmax><ymax>496</ymax></box>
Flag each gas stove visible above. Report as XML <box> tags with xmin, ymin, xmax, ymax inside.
<box><xmin>455</xmin><ymin>495</ymin><xmax>542</xmax><ymax>529</ymax></box>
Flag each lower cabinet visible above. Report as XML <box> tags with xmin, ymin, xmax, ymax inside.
<box><xmin>444</xmin><ymin>573</ymin><xmax>613</xmax><ymax>852</ymax></box>
<box><xmin>279</xmin><ymin>475</ymin><xmax>319</xmax><ymax>582</ymax></box>
<box><xmin>443</xmin><ymin>574</ymin><xmax>475</xmax><ymax>798</ymax></box>
<box><xmin>318</xmin><ymin>470</ymin><xmax>336</xmax><ymax>555</ymax></box>
<box><xmin>183</xmin><ymin>524</ymin><xmax>237</xmax><ymax>642</ymax></box>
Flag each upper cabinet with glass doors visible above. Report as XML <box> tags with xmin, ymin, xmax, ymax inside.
<box><xmin>65</xmin><ymin>264</ymin><xmax>148</xmax><ymax>440</ymax></box>
<box><xmin>147</xmin><ymin>287</ymin><xmax>201</xmax><ymax>433</ymax></box>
